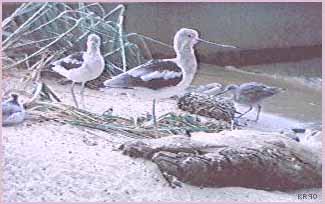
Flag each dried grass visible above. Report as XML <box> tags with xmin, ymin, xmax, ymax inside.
<box><xmin>3</xmin><ymin>3</ymin><xmax>229</xmax><ymax>139</ymax></box>
<box><xmin>27</xmin><ymin>101</ymin><xmax>230</xmax><ymax>139</ymax></box>
<box><xmin>2</xmin><ymin>2</ymin><xmax>172</xmax><ymax>76</ymax></box>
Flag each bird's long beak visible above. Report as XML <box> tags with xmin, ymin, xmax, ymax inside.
<box><xmin>196</xmin><ymin>38</ymin><xmax>237</xmax><ymax>49</ymax></box>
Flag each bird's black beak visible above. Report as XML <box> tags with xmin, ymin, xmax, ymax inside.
<box><xmin>196</xmin><ymin>38</ymin><xmax>237</xmax><ymax>49</ymax></box>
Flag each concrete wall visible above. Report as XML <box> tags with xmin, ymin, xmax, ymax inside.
<box><xmin>103</xmin><ymin>2</ymin><xmax>322</xmax><ymax>65</ymax></box>
<box><xmin>117</xmin><ymin>2</ymin><xmax>321</xmax><ymax>49</ymax></box>
<box><xmin>3</xmin><ymin>2</ymin><xmax>322</xmax><ymax>65</ymax></box>
<box><xmin>3</xmin><ymin>2</ymin><xmax>321</xmax><ymax>48</ymax></box>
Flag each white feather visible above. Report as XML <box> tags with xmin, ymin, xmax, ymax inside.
<box><xmin>51</xmin><ymin>65</ymin><xmax>70</xmax><ymax>78</ymax></box>
<box><xmin>140</xmin><ymin>70</ymin><xmax>182</xmax><ymax>81</ymax></box>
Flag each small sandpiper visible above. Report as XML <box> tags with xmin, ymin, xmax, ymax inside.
<box><xmin>216</xmin><ymin>82</ymin><xmax>284</xmax><ymax>121</ymax></box>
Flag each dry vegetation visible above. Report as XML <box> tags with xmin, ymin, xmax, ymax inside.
<box><xmin>2</xmin><ymin>2</ymin><xmax>232</xmax><ymax>139</ymax></box>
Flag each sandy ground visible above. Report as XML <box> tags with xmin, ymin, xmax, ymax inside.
<box><xmin>2</xmin><ymin>74</ymin><xmax>322</xmax><ymax>202</ymax></box>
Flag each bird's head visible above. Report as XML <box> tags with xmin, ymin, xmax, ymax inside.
<box><xmin>87</xmin><ymin>34</ymin><xmax>101</xmax><ymax>52</ymax></box>
<box><xmin>224</xmin><ymin>84</ymin><xmax>238</xmax><ymax>92</ymax></box>
<box><xmin>174</xmin><ymin>28</ymin><xmax>200</xmax><ymax>52</ymax></box>
<box><xmin>174</xmin><ymin>28</ymin><xmax>237</xmax><ymax>55</ymax></box>
<box><xmin>11</xmin><ymin>93</ymin><xmax>19</xmax><ymax>102</ymax></box>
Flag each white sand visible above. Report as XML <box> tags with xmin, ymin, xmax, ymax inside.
<box><xmin>2</xmin><ymin>77</ymin><xmax>322</xmax><ymax>202</ymax></box>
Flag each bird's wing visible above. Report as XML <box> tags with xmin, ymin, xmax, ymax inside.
<box><xmin>104</xmin><ymin>60</ymin><xmax>183</xmax><ymax>90</ymax></box>
<box><xmin>51</xmin><ymin>52</ymin><xmax>85</xmax><ymax>70</ymax></box>
<box><xmin>240</xmin><ymin>83</ymin><xmax>278</xmax><ymax>99</ymax></box>
<box><xmin>2</xmin><ymin>111</ymin><xmax>25</xmax><ymax>126</ymax></box>
<box><xmin>2</xmin><ymin>101</ymin><xmax>22</xmax><ymax>117</ymax></box>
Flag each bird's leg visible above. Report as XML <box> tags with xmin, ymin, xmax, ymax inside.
<box><xmin>133</xmin><ymin>116</ymin><xmax>138</xmax><ymax>127</ymax></box>
<box><xmin>230</xmin><ymin>119</ymin><xmax>235</xmax><ymax>131</ymax></box>
<box><xmin>152</xmin><ymin>99</ymin><xmax>157</xmax><ymax>128</ymax></box>
<box><xmin>254</xmin><ymin>104</ymin><xmax>262</xmax><ymax>122</ymax></box>
<box><xmin>71</xmin><ymin>82</ymin><xmax>79</xmax><ymax>108</ymax></box>
<box><xmin>126</xmin><ymin>93</ymin><xmax>139</xmax><ymax>127</ymax></box>
<box><xmin>141</xmin><ymin>99</ymin><xmax>158</xmax><ymax>128</ymax></box>
<box><xmin>235</xmin><ymin>105</ymin><xmax>253</xmax><ymax>118</ymax></box>
<box><xmin>80</xmin><ymin>82</ymin><xmax>86</xmax><ymax>109</ymax></box>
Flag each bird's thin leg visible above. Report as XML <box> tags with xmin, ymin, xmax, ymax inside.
<box><xmin>254</xmin><ymin>104</ymin><xmax>262</xmax><ymax>122</ymax></box>
<box><xmin>230</xmin><ymin>119</ymin><xmax>235</xmax><ymax>131</ymax></box>
<box><xmin>71</xmin><ymin>82</ymin><xmax>79</xmax><ymax>108</ymax></box>
<box><xmin>236</xmin><ymin>105</ymin><xmax>253</xmax><ymax>118</ymax></box>
<box><xmin>152</xmin><ymin>99</ymin><xmax>157</xmax><ymax>128</ymax></box>
<box><xmin>80</xmin><ymin>82</ymin><xmax>86</xmax><ymax>109</ymax></box>
<box><xmin>133</xmin><ymin>117</ymin><xmax>138</xmax><ymax>127</ymax></box>
<box><xmin>126</xmin><ymin>93</ymin><xmax>138</xmax><ymax>127</ymax></box>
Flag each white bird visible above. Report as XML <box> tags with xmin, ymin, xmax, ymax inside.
<box><xmin>103</xmin><ymin>28</ymin><xmax>236</xmax><ymax>127</ymax></box>
<box><xmin>2</xmin><ymin>94</ymin><xmax>26</xmax><ymax>126</ymax></box>
<box><xmin>50</xmin><ymin>34</ymin><xmax>105</xmax><ymax>108</ymax></box>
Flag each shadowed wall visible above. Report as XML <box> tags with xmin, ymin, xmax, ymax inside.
<box><xmin>2</xmin><ymin>2</ymin><xmax>322</xmax><ymax>67</ymax></box>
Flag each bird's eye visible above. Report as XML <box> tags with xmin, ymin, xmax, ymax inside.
<box><xmin>187</xmin><ymin>34</ymin><xmax>192</xmax><ymax>38</ymax></box>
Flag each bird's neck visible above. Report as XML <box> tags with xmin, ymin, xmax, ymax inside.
<box><xmin>176</xmin><ymin>47</ymin><xmax>197</xmax><ymax>73</ymax></box>
<box><xmin>175</xmin><ymin>47</ymin><xmax>197</xmax><ymax>88</ymax></box>
<box><xmin>175</xmin><ymin>43</ymin><xmax>195</xmax><ymax>57</ymax></box>
<box><xmin>87</xmin><ymin>45</ymin><xmax>101</xmax><ymax>56</ymax></box>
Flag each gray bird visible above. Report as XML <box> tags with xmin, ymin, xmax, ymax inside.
<box><xmin>216</xmin><ymin>82</ymin><xmax>284</xmax><ymax>121</ymax></box>
<box><xmin>2</xmin><ymin>94</ymin><xmax>26</xmax><ymax>126</ymax></box>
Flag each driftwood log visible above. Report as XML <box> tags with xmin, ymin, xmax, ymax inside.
<box><xmin>119</xmin><ymin>130</ymin><xmax>321</xmax><ymax>190</ymax></box>
<box><xmin>177</xmin><ymin>92</ymin><xmax>235</xmax><ymax>122</ymax></box>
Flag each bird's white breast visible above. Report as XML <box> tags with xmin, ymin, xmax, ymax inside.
<box><xmin>83</xmin><ymin>53</ymin><xmax>105</xmax><ymax>80</ymax></box>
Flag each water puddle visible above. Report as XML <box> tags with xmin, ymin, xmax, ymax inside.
<box><xmin>193</xmin><ymin>62</ymin><xmax>321</xmax><ymax>128</ymax></box>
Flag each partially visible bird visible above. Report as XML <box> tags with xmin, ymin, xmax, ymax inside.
<box><xmin>216</xmin><ymin>82</ymin><xmax>284</xmax><ymax>121</ymax></box>
<box><xmin>50</xmin><ymin>34</ymin><xmax>105</xmax><ymax>108</ymax></box>
<box><xmin>102</xmin><ymin>107</ymin><xmax>114</xmax><ymax>117</ymax></box>
<box><xmin>2</xmin><ymin>94</ymin><xmax>26</xmax><ymax>126</ymax></box>
<box><xmin>191</xmin><ymin>83</ymin><xmax>223</xmax><ymax>95</ymax></box>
